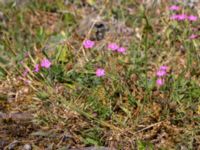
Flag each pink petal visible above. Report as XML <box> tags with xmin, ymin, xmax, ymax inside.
<box><xmin>34</xmin><ymin>64</ymin><xmax>40</xmax><ymax>72</ymax></box>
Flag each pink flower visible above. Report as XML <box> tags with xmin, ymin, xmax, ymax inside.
<box><xmin>117</xmin><ymin>47</ymin><xmax>127</xmax><ymax>54</ymax></box>
<box><xmin>187</xmin><ymin>15</ymin><xmax>198</xmax><ymax>21</ymax></box>
<box><xmin>108</xmin><ymin>43</ymin><xmax>119</xmax><ymax>51</ymax></box>
<box><xmin>96</xmin><ymin>68</ymin><xmax>105</xmax><ymax>77</ymax></box>
<box><xmin>156</xmin><ymin>78</ymin><xmax>165</xmax><ymax>86</ymax></box>
<box><xmin>159</xmin><ymin>66</ymin><xmax>168</xmax><ymax>71</ymax></box>
<box><xmin>34</xmin><ymin>64</ymin><xmax>40</xmax><ymax>72</ymax></box>
<box><xmin>156</xmin><ymin>70</ymin><xmax>167</xmax><ymax>77</ymax></box>
<box><xmin>189</xmin><ymin>34</ymin><xmax>198</xmax><ymax>39</ymax></box>
<box><xmin>169</xmin><ymin>5</ymin><xmax>180</xmax><ymax>11</ymax></box>
<box><xmin>83</xmin><ymin>40</ymin><xmax>95</xmax><ymax>49</ymax></box>
<box><xmin>41</xmin><ymin>58</ymin><xmax>51</xmax><ymax>69</ymax></box>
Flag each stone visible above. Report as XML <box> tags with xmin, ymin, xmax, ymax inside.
<box><xmin>23</xmin><ymin>144</ymin><xmax>32</xmax><ymax>150</ymax></box>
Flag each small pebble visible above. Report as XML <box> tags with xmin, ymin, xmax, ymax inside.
<box><xmin>23</xmin><ymin>144</ymin><xmax>32</xmax><ymax>150</ymax></box>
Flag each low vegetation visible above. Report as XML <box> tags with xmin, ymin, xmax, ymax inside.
<box><xmin>0</xmin><ymin>0</ymin><xmax>200</xmax><ymax>149</ymax></box>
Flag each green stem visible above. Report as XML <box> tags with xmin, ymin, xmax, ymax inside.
<box><xmin>143</xmin><ymin>27</ymin><xmax>149</xmax><ymax>103</ymax></box>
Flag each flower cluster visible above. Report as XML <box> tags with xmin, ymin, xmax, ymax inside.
<box><xmin>107</xmin><ymin>42</ymin><xmax>127</xmax><ymax>54</ymax></box>
<box><xmin>83</xmin><ymin>40</ymin><xmax>127</xmax><ymax>54</ymax></box>
<box><xmin>156</xmin><ymin>66</ymin><xmax>168</xmax><ymax>87</ymax></box>
<box><xmin>82</xmin><ymin>40</ymin><xmax>127</xmax><ymax>78</ymax></box>
<box><xmin>169</xmin><ymin>5</ymin><xmax>199</xmax><ymax>39</ymax></box>
<box><xmin>170</xmin><ymin>14</ymin><xmax>198</xmax><ymax>21</ymax></box>
<box><xmin>20</xmin><ymin>58</ymin><xmax>52</xmax><ymax>84</ymax></box>
<box><xmin>34</xmin><ymin>58</ymin><xmax>52</xmax><ymax>73</ymax></box>
<box><xmin>169</xmin><ymin>5</ymin><xmax>198</xmax><ymax>22</ymax></box>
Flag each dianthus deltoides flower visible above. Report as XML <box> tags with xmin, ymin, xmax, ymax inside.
<box><xmin>187</xmin><ymin>15</ymin><xmax>198</xmax><ymax>21</ymax></box>
<box><xmin>156</xmin><ymin>70</ymin><xmax>167</xmax><ymax>77</ymax></box>
<box><xmin>189</xmin><ymin>34</ymin><xmax>199</xmax><ymax>39</ymax></box>
<box><xmin>108</xmin><ymin>43</ymin><xmax>119</xmax><ymax>51</ymax></box>
<box><xmin>96</xmin><ymin>68</ymin><xmax>105</xmax><ymax>77</ymax></box>
<box><xmin>156</xmin><ymin>65</ymin><xmax>168</xmax><ymax>77</ymax></box>
<box><xmin>156</xmin><ymin>65</ymin><xmax>168</xmax><ymax>87</ymax></box>
<box><xmin>41</xmin><ymin>58</ymin><xmax>51</xmax><ymax>69</ymax></box>
<box><xmin>117</xmin><ymin>47</ymin><xmax>127</xmax><ymax>54</ymax></box>
<box><xmin>156</xmin><ymin>78</ymin><xmax>165</xmax><ymax>86</ymax></box>
<box><xmin>83</xmin><ymin>40</ymin><xmax>95</xmax><ymax>49</ymax></box>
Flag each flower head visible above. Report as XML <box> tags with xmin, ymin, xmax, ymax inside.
<box><xmin>156</xmin><ymin>70</ymin><xmax>167</xmax><ymax>77</ymax></box>
<box><xmin>156</xmin><ymin>78</ymin><xmax>165</xmax><ymax>86</ymax></box>
<box><xmin>108</xmin><ymin>43</ymin><xmax>119</xmax><ymax>51</ymax></box>
<box><xmin>159</xmin><ymin>65</ymin><xmax>168</xmax><ymax>71</ymax></box>
<box><xmin>41</xmin><ymin>58</ymin><xmax>51</xmax><ymax>69</ymax></box>
<box><xmin>117</xmin><ymin>47</ymin><xmax>127</xmax><ymax>54</ymax></box>
<box><xmin>189</xmin><ymin>34</ymin><xmax>198</xmax><ymax>39</ymax></box>
<box><xmin>187</xmin><ymin>15</ymin><xmax>198</xmax><ymax>21</ymax></box>
<box><xmin>83</xmin><ymin>40</ymin><xmax>95</xmax><ymax>49</ymax></box>
<box><xmin>96</xmin><ymin>68</ymin><xmax>105</xmax><ymax>77</ymax></box>
<box><xmin>169</xmin><ymin>5</ymin><xmax>180</xmax><ymax>11</ymax></box>
<box><xmin>34</xmin><ymin>64</ymin><xmax>40</xmax><ymax>72</ymax></box>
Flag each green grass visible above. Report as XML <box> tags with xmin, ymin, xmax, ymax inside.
<box><xmin>0</xmin><ymin>0</ymin><xmax>200</xmax><ymax>149</ymax></box>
